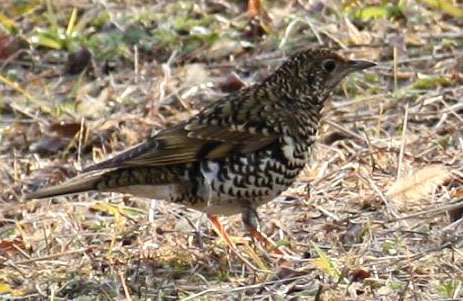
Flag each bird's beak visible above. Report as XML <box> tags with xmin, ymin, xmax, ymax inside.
<box><xmin>347</xmin><ymin>60</ymin><xmax>376</xmax><ymax>70</ymax></box>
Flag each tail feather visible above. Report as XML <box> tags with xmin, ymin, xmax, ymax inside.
<box><xmin>25</xmin><ymin>174</ymin><xmax>102</xmax><ymax>200</ymax></box>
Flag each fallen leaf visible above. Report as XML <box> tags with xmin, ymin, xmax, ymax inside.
<box><xmin>350</xmin><ymin>268</ymin><xmax>371</xmax><ymax>282</ymax></box>
<box><xmin>387</xmin><ymin>165</ymin><xmax>451</xmax><ymax>204</ymax></box>
<box><xmin>0</xmin><ymin>283</ymin><xmax>26</xmax><ymax>296</ymax></box>
<box><xmin>419</xmin><ymin>0</ymin><xmax>463</xmax><ymax>17</ymax></box>
<box><xmin>65</xmin><ymin>47</ymin><xmax>92</xmax><ymax>75</ymax></box>
<box><xmin>0</xmin><ymin>34</ymin><xmax>23</xmax><ymax>59</ymax></box>
<box><xmin>247</xmin><ymin>0</ymin><xmax>260</xmax><ymax>18</ymax></box>
<box><xmin>218</xmin><ymin>73</ymin><xmax>246</xmax><ymax>93</ymax></box>
<box><xmin>0</xmin><ymin>235</ymin><xmax>30</xmax><ymax>256</ymax></box>
<box><xmin>49</xmin><ymin>121</ymin><xmax>86</xmax><ymax>138</ymax></box>
<box><xmin>29</xmin><ymin>136</ymin><xmax>69</xmax><ymax>154</ymax></box>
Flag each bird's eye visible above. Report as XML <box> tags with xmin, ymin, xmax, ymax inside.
<box><xmin>322</xmin><ymin>59</ymin><xmax>337</xmax><ymax>73</ymax></box>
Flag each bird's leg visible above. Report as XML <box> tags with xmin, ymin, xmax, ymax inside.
<box><xmin>242</xmin><ymin>206</ymin><xmax>284</xmax><ymax>255</ymax></box>
<box><xmin>207</xmin><ymin>214</ymin><xmax>260</xmax><ymax>270</ymax></box>
<box><xmin>207</xmin><ymin>214</ymin><xmax>235</xmax><ymax>249</ymax></box>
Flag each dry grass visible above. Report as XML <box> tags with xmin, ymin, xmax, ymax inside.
<box><xmin>1</xmin><ymin>0</ymin><xmax>463</xmax><ymax>299</ymax></box>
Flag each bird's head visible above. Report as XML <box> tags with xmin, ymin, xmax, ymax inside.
<box><xmin>266</xmin><ymin>48</ymin><xmax>376</xmax><ymax>102</ymax></box>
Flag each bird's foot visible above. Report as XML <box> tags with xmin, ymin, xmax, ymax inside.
<box><xmin>207</xmin><ymin>214</ymin><xmax>261</xmax><ymax>270</ymax></box>
<box><xmin>244</xmin><ymin>224</ymin><xmax>285</xmax><ymax>256</ymax></box>
<box><xmin>242</xmin><ymin>206</ymin><xmax>287</xmax><ymax>256</ymax></box>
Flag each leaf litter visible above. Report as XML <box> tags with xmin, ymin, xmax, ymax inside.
<box><xmin>0</xmin><ymin>0</ymin><xmax>463</xmax><ymax>299</ymax></box>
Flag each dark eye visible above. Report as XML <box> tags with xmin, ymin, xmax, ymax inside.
<box><xmin>322</xmin><ymin>59</ymin><xmax>337</xmax><ymax>73</ymax></box>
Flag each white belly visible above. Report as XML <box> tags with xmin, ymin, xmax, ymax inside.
<box><xmin>111</xmin><ymin>184</ymin><xmax>179</xmax><ymax>199</ymax></box>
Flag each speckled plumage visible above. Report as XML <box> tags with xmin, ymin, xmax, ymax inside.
<box><xmin>26</xmin><ymin>48</ymin><xmax>375</xmax><ymax>233</ymax></box>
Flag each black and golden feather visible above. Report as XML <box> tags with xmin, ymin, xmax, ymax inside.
<box><xmin>26</xmin><ymin>48</ymin><xmax>375</xmax><ymax>220</ymax></box>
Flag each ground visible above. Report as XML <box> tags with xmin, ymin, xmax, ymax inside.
<box><xmin>1</xmin><ymin>0</ymin><xmax>463</xmax><ymax>300</ymax></box>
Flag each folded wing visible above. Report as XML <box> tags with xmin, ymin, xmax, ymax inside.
<box><xmin>84</xmin><ymin>121</ymin><xmax>277</xmax><ymax>172</ymax></box>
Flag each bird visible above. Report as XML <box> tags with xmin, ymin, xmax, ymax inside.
<box><xmin>25</xmin><ymin>48</ymin><xmax>375</xmax><ymax>255</ymax></box>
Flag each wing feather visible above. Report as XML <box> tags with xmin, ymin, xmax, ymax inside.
<box><xmin>84</xmin><ymin>121</ymin><xmax>277</xmax><ymax>172</ymax></box>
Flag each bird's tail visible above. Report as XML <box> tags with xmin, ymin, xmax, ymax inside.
<box><xmin>25</xmin><ymin>173</ymin><xmax>102</xmax><ymax>200</ymax></box>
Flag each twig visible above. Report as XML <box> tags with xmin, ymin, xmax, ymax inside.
<box><xmin>314</xmin><ymin>281</ymin><xmax>324</xmax><ymax>301</ymax></box>
<box><xmin>393</xmin><ymin>46</ymin><xmax>398</xmax><ymax>92</ymax></box>
<box><xmin>134</xmin><ymin>45</ymin><xmax>139</xmax><ymax>84</ymax></box>
<box><xmin>325</xmin><ymin>120</ymin><xmax>367</xmax><ymax>142</ymax></box>
<box><xmin>398</xmin><ymin>280</ymin><xmax>410</xmax><ymax>301</ymax></box>
<box><xmin>315</xmin><ymin>205</ymin><xmax>340</xmax><ymax>222</ymax></box>
<box><xmin>0</xmin><ymin>74</ymin><xmax>52</xmax><ymax>114</ymax></box>
<box><xmin>0</xmin><ymin>49</ymin><xmax>31</xmax><ymax>72</ymax></box>
<box><xmin>182</xmin><ymin>273</ymin><xmax>316</xmax><ymax>300</ymax></box>
<box><xmin>119</xmin><ymin>270</ymin><xmax>133</xmax><ymax>301</ymax></box>
<box><xmin>397</xmin><ymin>101</ymin><xmax>409</xmax><ymax>180</ymax></box>
<box><xmin>319</xmin><ymin>29</ymin><xmax>347</xmax><ymax>49</ymax></box>
<box><xmin>77</xmin><ymin>117</ymin><xmax>85</xmax><ymax>171</ymax></box>
<box><xmin>358</xmin><ymin>173</ymin><xmax>400</xmax><ymax>219</ymax></box>
<box><xmin>387</xmin><ymin>199</ymin><xmax>463</xmax><ymax>222</ymax></box>
<box><xmin>418</xmin><ymin>32</ymin><xmax>463</xmax><ymax>39</ymax></box>
<box><xmin>305</xmin><ymin>18</ymin><xmax>323</xmax><ymax>45</ymax></box>
<box><xmin>11</xmin><ymin>248</ymin><xmax>89</xmax><ymax>265</ymax></box>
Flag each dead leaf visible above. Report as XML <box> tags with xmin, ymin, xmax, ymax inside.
<box><xmin>75</xmin><ymin>86</ymin><xmax>112</xmax><ymax>118</ymax></box>
<box><xmin>345</xmin><ymin>17</ymin><xmax>372</xmax><ymax>45</ymax></box>
<box><xmin>49</xmin><ymin>121</ymin><xmax>85</xmax><ymax>138</ymax></box>
<box><xmin>350</xmin><ymin>268</ymin><xmax>371</xmax><ymax>282</ymax></box>
<box><xmin>184</xmin><ymin>63</ymin><xmax>209</xmax><ymax>87</ymax></box>
<box><xmin>218</xmin><ymin>73</ymin><xmax>246</xmax><ymax>93</ymax></box>
<box><xmin>0</xmin><ymin>34</ymin><xmax>24</xmax><ymax>59</ymax></box>
<box><xmin>386</xmin><ymin>165</ymin><xmax>452</xmax><ymax>205</ymax></box>
<box><xmin>247</xmin><ymin>0</ymin><xmax>260</xmax><ymax>18</ymax></box>
<box><xmin>341</xmin><ymin>222</ymin><xmax>364</xmax><ymax>247</ymax></box>
<box><xmin>65</xmin><ymin>47</ymin><xmax>92</xmax><ymax>75</ymax></box>
<box><xmin>0</xmin><ymin>235</ymin><xmax>30</xmax><ymax>256</ymax></box>
<box><xmin>30</xmin><ymin>135</ymin><xmax>69</xmax><ymax>154</ymax></box>
<box><xmin>0</xmin><ymin>283</ymin><xmax>27</xmax><ymax>296</ymax></box>
<box><xmin>377</xmin><ymin>285</ymin><xmax>392</xmax><ymax>296</ymax></box>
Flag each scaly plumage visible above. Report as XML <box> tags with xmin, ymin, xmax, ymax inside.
<box><xmin>26</xmin><ymin>48</ymin><xmax>375</xmax><ymax>252</ymax></box>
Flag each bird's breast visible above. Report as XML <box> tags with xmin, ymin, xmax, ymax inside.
<box><xmin>194</xmin><ymin>136</ymin><xmax>313</xmax><ymax>208</ymax></box>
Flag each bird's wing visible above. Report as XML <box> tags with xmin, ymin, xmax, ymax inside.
<box><xmin>84</xmin><ymin>117</ymin><xmax>277</xmax><ymax>172</ymax></box>
<box><xmin>84</xmin><ymin>86</ymin><xmax>280</xmax><ymax>172</ymax></box>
